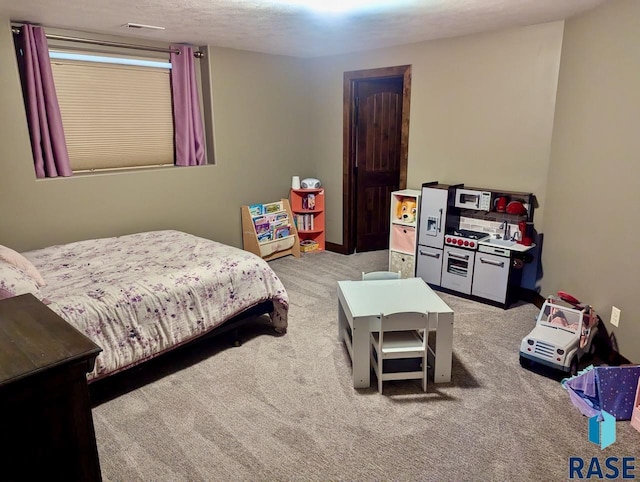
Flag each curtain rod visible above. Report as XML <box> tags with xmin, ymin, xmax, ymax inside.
<box><xmin>11</xmin><ymin>27</ymin><xmax>204</xmax><ymax>58</ymax></box>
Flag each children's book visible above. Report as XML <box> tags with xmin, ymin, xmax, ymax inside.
<box><xmin>248</xmin><ymin>203</ymin><xmax>264</xmax><ymax>216</ymax></box>
<box><xmin>265</xmin><ymin>212</ymin><xmax>288</xmax><ymax>224</ymax></box>
<box><xmin>253</xmin><ymin>215</ymin><xmax>267</xmax><ymax>226</ymax></box>
<box><xmin>306</xmin><ymin>194</ymin><xmax>316</xmax><ymax>210</ymax></box>
<box><xmin>263</xmin><ymin>201</ymin><xmax>283</xmax><ymax>214</ymax></box>
<box><xmin>257</xmin><ymin>230</ymin><xmax>273</xmax><ymax>242</ymax></box>
<box><xmin>254</xmin><ymin>222</ymin><xmax>271</xmax><ymax>235</ymax></box>
<box><xmin>274</xmin><ymin>225</ymin><xmax>291</xmax><ymax>239</ymax></box>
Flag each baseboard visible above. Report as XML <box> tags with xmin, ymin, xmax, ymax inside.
<box><xmin>325</xmin><ymin>242</ymin><xmax>349</xmax><ymax>254</ymax></box>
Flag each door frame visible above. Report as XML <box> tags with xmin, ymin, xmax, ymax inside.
<box><xmin>338</xmin><ymin>65</ymin><xmax>412</xmax><ymax>255</ymax></box>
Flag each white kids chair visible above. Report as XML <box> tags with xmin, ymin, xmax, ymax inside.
<box><xmin>370</xmin><ymin>311</ymin><xmax>430</xmax><ymax>394</ymax></box>
<box><xmin>361</xmin><ymin>271</ymin><xmax>401</xmax><ymax>280</ymax></box>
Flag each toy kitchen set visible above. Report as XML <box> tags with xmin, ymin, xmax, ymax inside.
<box><xmin>390</xmin><ymin>182</ymin><xmax>536</xmax><ymax>308</ymax></box>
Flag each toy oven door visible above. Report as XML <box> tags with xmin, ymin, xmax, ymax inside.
<box><xmin>441</xmin><ymin>246</ymin><xmax>474</xmax><ymax>294</ymax></box>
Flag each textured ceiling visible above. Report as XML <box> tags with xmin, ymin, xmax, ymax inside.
<box><xmin>0</xmin><ymin>0</ymin><xmax>610</xmax><ymax>57</ymax></box>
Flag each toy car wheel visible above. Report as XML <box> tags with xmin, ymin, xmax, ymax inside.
<box><xmin>569</xmin><ymin>356</ymin><xmax>579</xmax><ymax>376</ymax></box>
<box><xmin>519</xmin><ymin>355</ymin><xmax>533</xmax><ymax>369</ymax></box>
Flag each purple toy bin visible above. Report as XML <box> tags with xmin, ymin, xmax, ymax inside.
<box><xmin>631</xmin><ymin>375</ymin><xmax>640</xmax><ymax>432</ymax></box>
<box><xmin>563</xmin><ymin>365</ymin><xmax>640</xmax><ymax>421</ymax></box>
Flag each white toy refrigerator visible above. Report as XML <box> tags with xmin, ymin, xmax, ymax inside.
<box><xmin>416</xmin><ymin>182</ymin><xmax>457</xmax><ymax>286</ymax></box>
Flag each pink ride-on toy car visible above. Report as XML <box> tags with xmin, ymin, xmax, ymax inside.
<box><xmin>520</xmin><ymin>291</ymin><xmax>599</xmax><ymax>376</ymax></box>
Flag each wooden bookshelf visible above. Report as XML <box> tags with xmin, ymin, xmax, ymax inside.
<box><xmin>241</xmin><ymin>198</ymin><xmax>300</xmax><ymax>261</ymax></box>
<box><xmin>290</xmin><ymin>188</ymin><xmax>325</xmax><ymax>252</ymax></box>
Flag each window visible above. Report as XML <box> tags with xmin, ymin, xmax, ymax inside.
<box><xmin>50</xmin><ymin>51</ymin><xmax>175</xmax><ymax>171</ymax></box>
<box><xmin>13</xmin><ymin>25</ymin><xmax>213</xmax><ymax>175</ymax></box>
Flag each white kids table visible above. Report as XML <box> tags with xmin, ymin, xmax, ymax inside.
<box><xmin>337</xmin><ymin>277</ymin><xmax>454</xmax><ymax>388</ymax></box>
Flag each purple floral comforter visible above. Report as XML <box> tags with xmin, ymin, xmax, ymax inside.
<box><xmin>24</xmin><ymin>230</ymin><xmax>288</xmax><ymax>381</ymax></box>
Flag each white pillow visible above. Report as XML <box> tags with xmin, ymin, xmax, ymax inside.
<box><xmin>0</xmin><ymin>244</ymin><xmax>47</xmax><ymax>287</ymax></box>
<box><xmin>0</xmin><ymin>261</ymin><xmax>42</xmax><ymax>301</ymax></box>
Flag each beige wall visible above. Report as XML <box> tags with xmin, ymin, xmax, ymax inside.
<box><xmin>0</xmin><ymin>19</ymin><xmax>313</xmax><ymax>251</ymax></box>
<box><xmin>2</xmin><ymin>2</ymin><xmax>638</xmax><ymax>364</ymax></box>
<box><xmin>543</xmin><ymin>0</ymin><xmax>640</xmax><ymax>362</ymax></box>
<box><xmin>306</xmin><ymin>22</ymin><xmax>564</xmax><ymax>245</ymax></box>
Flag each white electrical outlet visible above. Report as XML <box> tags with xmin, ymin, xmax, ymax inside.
<box><xmin>610</xmin><ymin>306</ymin><xmax>621</xmax><ymax>327</ymax></box>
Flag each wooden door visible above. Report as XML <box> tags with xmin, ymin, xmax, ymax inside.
<box><xmin>341</xmin><ymin>65</ymin><xmax>411</xmax><ymax>256</ymax></box>
<box><xmin>355</xmin><ymin>77</ymin><xmax>404</xmax><ymax>252</ymax></box>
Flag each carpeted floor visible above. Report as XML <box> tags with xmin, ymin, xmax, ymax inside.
<box><xmin>91</xmin><ymin>250</ymin><xmax>639</xmax><ymax>481</ymax></box>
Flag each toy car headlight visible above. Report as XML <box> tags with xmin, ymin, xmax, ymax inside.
<box><xmin>527</xmin><ymin>339</ymin><xmax>534</xmax><ymax>345</ymax></box>
<box><xmin>557</xmin><ymin>348</ymin><xmax>564</xmax><ymax>355</ymax></box>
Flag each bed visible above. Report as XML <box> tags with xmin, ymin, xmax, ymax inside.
<box><xmin>0</xmin><ymin>230</ymin><xmax>288</xmax><ymax>382</ymax></box>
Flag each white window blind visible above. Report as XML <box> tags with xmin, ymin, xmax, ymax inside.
<box><xmin>50</xmin><ymin>56</ymin><xmax>174</xmax><ymax>171</ymax></box>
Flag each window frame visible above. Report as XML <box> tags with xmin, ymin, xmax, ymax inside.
<box><xmin>13</xmin><ymin>25</ymin><xmax>215</xmax><ymax>175</ymax></box>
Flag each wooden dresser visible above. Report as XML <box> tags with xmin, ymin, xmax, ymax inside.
<box><xmin>0</xmin><ymin>293</ymin><xmax>103</xmax><ymax>481</ymax></box>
